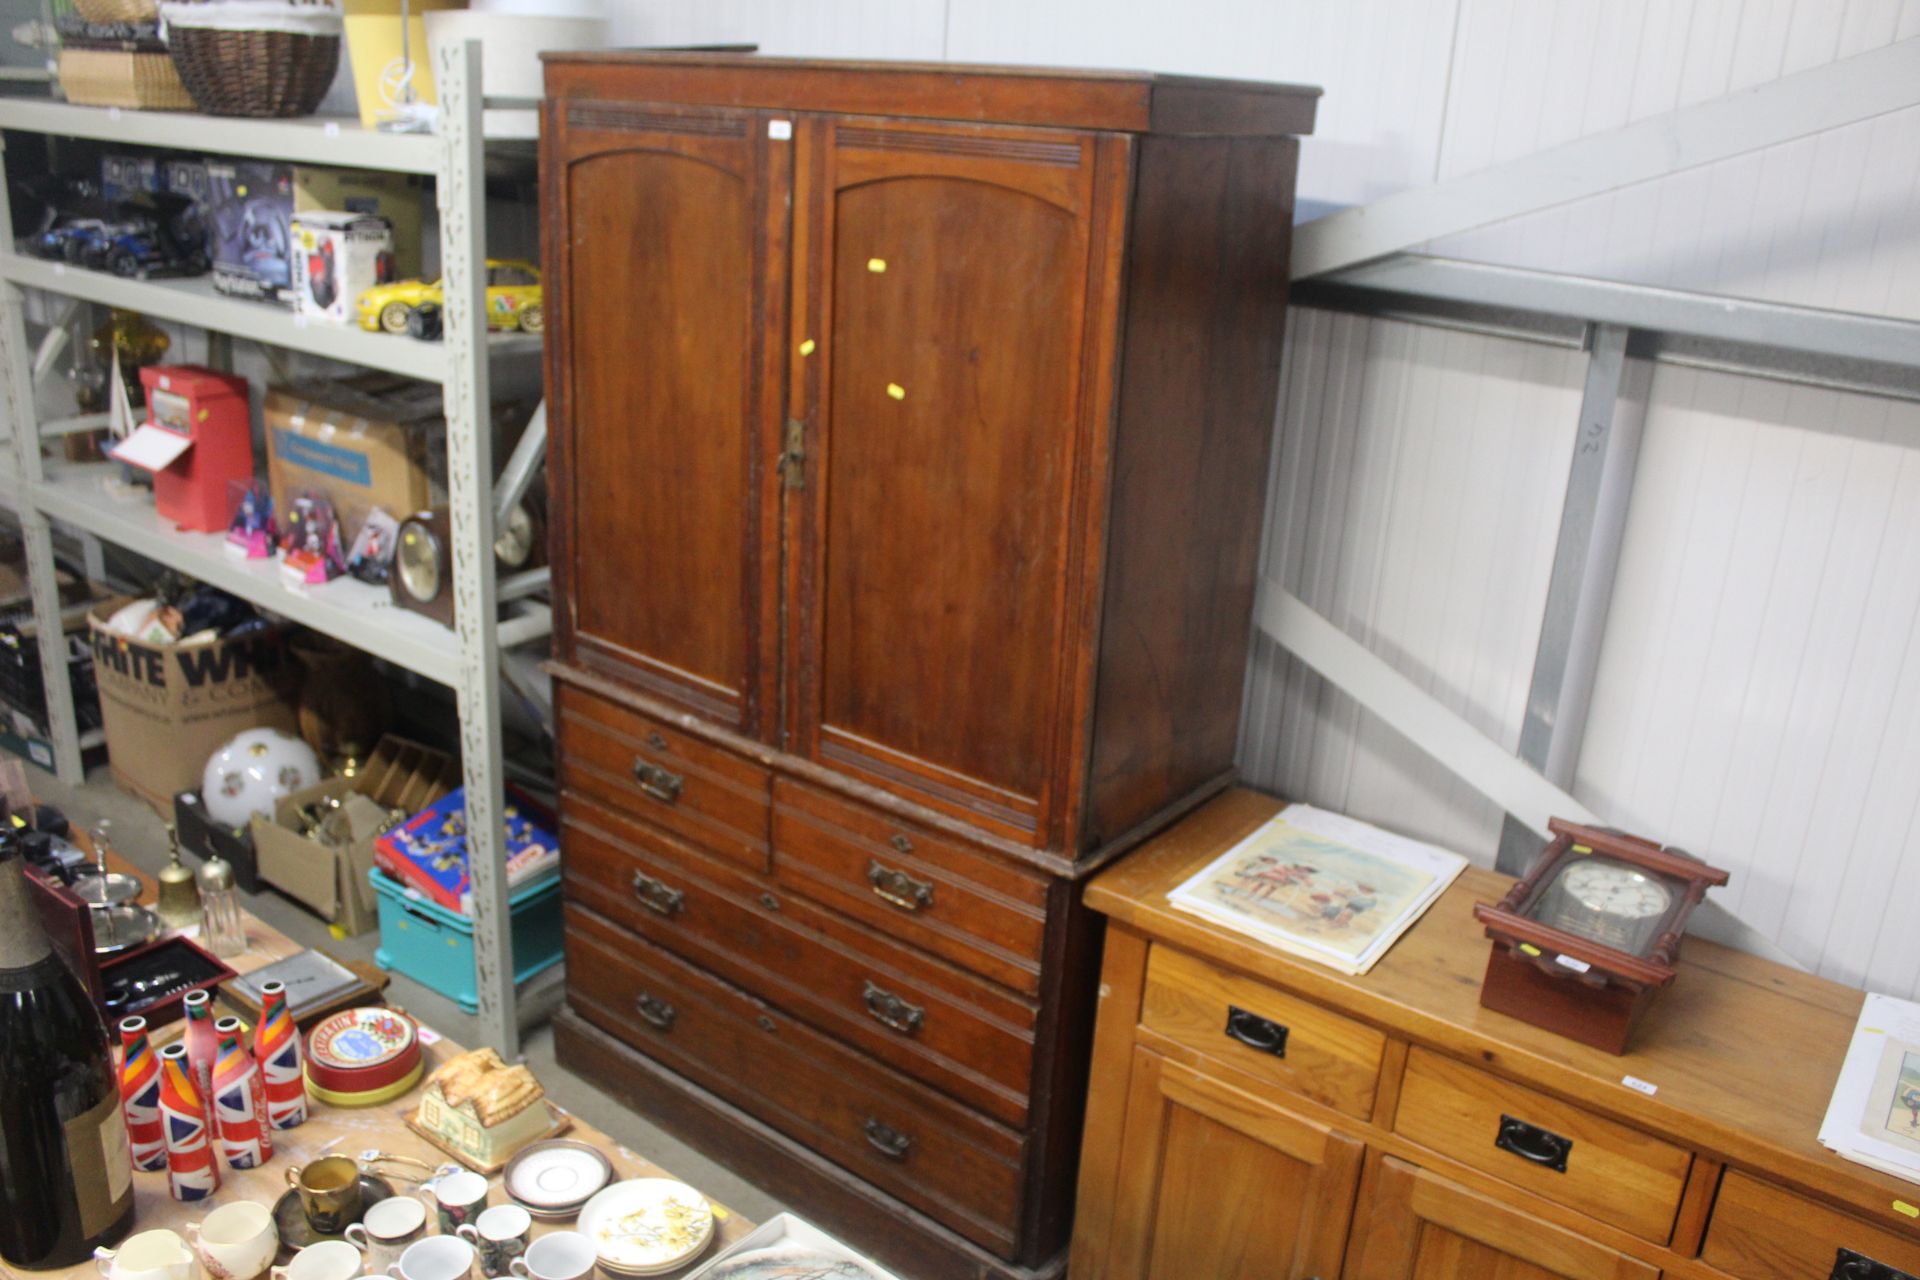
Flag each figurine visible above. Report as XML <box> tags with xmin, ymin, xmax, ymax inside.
<box><xmin>280</xmin><ymin>493</ymin><xmax>348</xmax><ymax>586</ymax></box>
<box><xmin>226</xmin><ymin>481</ymin><xmax>277</xmax><ymax>559</ymax></box>
<box><xmin>347</xmin><ymin>507</ymin><xmax>401</xmax><ymax>584</ymax></box>
<box><xmin>356</xmin><ymin>258</ymin><xmax>545</xmax><ymax>338</ymax></box>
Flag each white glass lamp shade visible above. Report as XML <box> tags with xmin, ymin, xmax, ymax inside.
<box><xmin>201</xmin><ymin>728</ymin><xmax>324</xmax><ymax>829</ymax></box>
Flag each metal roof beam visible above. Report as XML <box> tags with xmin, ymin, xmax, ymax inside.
<box><xmin>1291</xmin><ymin>37</ymin><xmax>1920</xmax><ymax>280</ymax></box>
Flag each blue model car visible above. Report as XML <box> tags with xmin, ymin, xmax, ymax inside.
<box><xmin>25</xmin><ymin>193</ymin><xmax>207</xmax><ymax>280</ymax></box>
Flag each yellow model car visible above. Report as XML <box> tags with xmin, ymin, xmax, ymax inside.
<box><xmin>356</xmin><ymin>258</ymin><xmax>544</xmax><ymax>336</ymax></box>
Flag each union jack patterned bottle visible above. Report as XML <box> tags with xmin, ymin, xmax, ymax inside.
<box><xmin>116</xmin><ymin>1016</ymin><xmax>166</xmax><ymax>1171</ymax></box>
<box><xmin>253</xmin><ymin>980</ymin><xmax>308</xmax><ymax>1129</ymax></box>
<box><xmin>210</xmin><ymin>1016</ymin><xmax>272</xmax><ymax>1169</ymax></box>
<box><xmin>182</xmin><ymin>989</ymin><xmax>217</xmax><ymax>1107</ymax></box>
<box><xmin>157</xmin><ymin>1041</ymin><xmax>220</xmax><ymax>1200</ymax></box>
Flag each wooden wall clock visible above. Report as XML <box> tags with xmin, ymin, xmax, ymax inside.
<box><xmin>1474</xmin><ymin>818</ymin><xmax>1729</xmax><ymax>1054</ymax></box>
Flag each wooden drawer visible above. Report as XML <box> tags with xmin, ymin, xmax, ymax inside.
<box><xmin>1393</xmin><ymin>1047</ymin><xmax>1691</xmax><ymax>1242</ymax></box>
<box><xmin>563</xmin><ymin>902</ymin><xmax>1025</xmax><ymax>1255</ymax></box>
<box><xmin>771</xmin><ymin>777</ymin><xmax>1050</xmax><ymax>996</ymax></box>
<box><xmin>556</xmin><ymin>684</ymin><xmax>771</xmax><ymax>872</ymax></box>
<box><xmin>560</xmin><ymin>793</ymin><xmax>1037</xmax><ymax>1126</ymax></box>
<box><xmin>1138</xmin><ymin>944</ymin><xmax>1384</xmax><ymax>1119</ymax></box>
<box><xmin>1702</xmin><ymin>1170</ymin><xmax>1920</xmax><ymax>1280</ymax></box>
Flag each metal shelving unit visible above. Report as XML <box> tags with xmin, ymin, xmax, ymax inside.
<box><xmin>0</xmin><ymin>42</ymin><xmax>534</xmax><ymax>1054</ymax></box>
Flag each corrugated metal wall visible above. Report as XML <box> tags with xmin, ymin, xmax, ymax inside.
<box><xmin>606</xmin><ymin>1</ymin><xmax>1920</xmax><ymax>986</ymax></box>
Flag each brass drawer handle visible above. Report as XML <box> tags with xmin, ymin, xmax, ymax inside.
<box><xmin>1224</xmin><ymin>1005</ymin><xmax>1288</xmax><ymax>1058</ymax></box>
<box><xmin>1834</xmin><ymin>1247</ymin><xmax>1920</xmax><ymax>1280</ymax></box>
<box><xmin>631</xmin><ymin>871</ymin><xmax>685</xmax><ymax>917</ymax></box>
<box><xmin>863</xmin><ymin>1117</ymin><xmax>911</xmax><ymax>1160</ymax></box>
<box><xmin>867</xmin><ymin>860</ymin><xmax>933</xmax><ymax>912</ymax></box>
<box><xmin>862</xmin><ymin>980</ymin><xmax>924</xmax><ymax>1036</ymax></box>
<box><xmin>634</xmin><ymin>992</ymin><xmax>675</xmax><ymax>1031</ymax></box>
<box><xmin>632</xmin><ymin>757</ymin><xmax>684</xmax><ymax>804</ymax></box>
<box><xmin>1495</xmin><ymin>1114</ymin><xmax>1572</xmax><ymax>1173</ymax></box>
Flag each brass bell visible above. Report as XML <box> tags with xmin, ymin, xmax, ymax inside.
<box><xmin>154</xmin><ymin>822</ymin><xmax>202</xmax><ymax>932</ymax></box>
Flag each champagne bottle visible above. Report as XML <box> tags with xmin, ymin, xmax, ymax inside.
<box><xmin>0</xmin><ymin>823</ymin><xmax>135</xmax><ymax>1267</ymax></box>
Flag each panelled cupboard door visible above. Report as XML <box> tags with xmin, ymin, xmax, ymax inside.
<box><xmin>1347</xmin><ymin>1157</ymin><xmax>1659</xmax><ymax>1280</ymax></box>
<box><xmin>546</xmin><ymin>100</ymin><xmax>788</xmax><ymax>737</ymax></box>
<box><xmin>783</xmin><ymin>114</ymin><xmax>1119</xmax><ymax>842</ymax></box>
<box><xmin>1101</xmin><ymin>1047</ymin><xmax>1361</xmax><ymax>1280</ymax></box>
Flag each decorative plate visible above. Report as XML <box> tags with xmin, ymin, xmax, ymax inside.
<box><xmin>577</xmin><ymin>1178</ymin><xmax>714</xmax><ymax>1276</ymax></box>
<box><xmin>305</xmin><ymin>1006</ymin><xmax>421</xmax><ymax>1095</ymax></box>
<box><xmin>503</xmin><ymin>1139</ymin><xmax>613</xmax><ymax>1217</ymax></box>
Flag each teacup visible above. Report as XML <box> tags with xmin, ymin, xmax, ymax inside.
<box><xmin>284</xmin><ymin>1156</ymin><xmax>364</xmax><ymax>1236</ymax></box>
<box><xmin>456</xmin><ymin>1206</ymin><xmax>530</xmax><ymax>1279</ymax></box>
<box><xmin>507</xmin><ymin>1233</ymin><xmax>595</xmax><ymax>1280</ymax></box>
<box><xmin>345</xmin><ymin>1195</ymin><xmax>430</xmax><ymax>1275</ymax></box>
<box><xmin>95</xmin><ymin>1229</ymin><xmax>194</xmax><ymax>1280</ymax></box>
<box><xmin>423</xmin><ymin>1170</ymin><xmax>489</xmax><ymax>1237</ymax></box>
<box><xmin>186</xmin><ymin>1202</ymin><xmax>278</xmax><ymax>1280</ymax></box>
<box><xmin>269</xmin><ymin>1241</ymin><xmax>363</xmax><ymax>1280</ymax></box>
<box><xmin>387</xmin><ymin>1236</ymin><xmax>475</xmax><ymax>1280</ymax></box>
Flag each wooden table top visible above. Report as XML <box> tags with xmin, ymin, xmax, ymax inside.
<box><xmin>1085</xmin><ymin>787</ymin><xmax>1916</xmax><ymax>1228</ymax></box>
<box><xmin>1</xmin><ymin>873</ymin><xmax>753</xmax><ymax>1280</ymax></box>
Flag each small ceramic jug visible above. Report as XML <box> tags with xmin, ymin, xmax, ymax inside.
<box><xmin>94</xmin><ymin>1230</ymin><xmax>194</xmax><ymax>1280</ymax></box>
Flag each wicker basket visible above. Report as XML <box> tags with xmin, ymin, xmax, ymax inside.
<box><xmin>71</xmin><ymin>0</ymin><xmax>160</xmax><ymax>23</ymax></box>
<box><xmin>159</xmin><ymin>0</ymin><xmax>343</xmax><ymax>118</ymax></box>
<box><xmin>58</xmin><ymin>44</ymin><xmax>195</xmax><ymax>109</ymax></box>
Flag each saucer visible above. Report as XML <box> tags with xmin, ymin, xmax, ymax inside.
<box><xmin>502</xmin><ymin>1139</ymin><xmax>613</xmax><ymax>1219</ymax></box>
<box><xmin>577</xmin><ymin>1178</ymin><xmax>713</xmax><ymax>1276</ymax></box>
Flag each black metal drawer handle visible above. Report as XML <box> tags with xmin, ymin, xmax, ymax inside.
<box><xmin>632</xmin><ymin>757</ymin><xmax>684</xmax><ymax>804</ymax></box>
<box><xmin>890</xmin><ymin>832</ymin><xmax>913</xmax><ymax>854</ymax></box>
<box><xmin>862</xmin><ymin>980</ymin><xmax>925</xmax><ymax>1036</ymax></box>
<box><xmin>863</xmin><ymin>1117</ymin><xmax>911</xmax><ymax>1160</ymax></box>
<box><xmin>634</xmin><ymin>992</ymin><xmax>675</xmax><ymax>1031</ymax></box>
<box><xmin>1224</xmin><ymin>1005</ymin><xmax>1289</xmax><ymax>1058</ymax></box>
<box><xmin>1495</xmin><ymin>1114</ymin><xmax>1572</xmax><ymax>1173</ymax></box>
<box><xmin>631</xmin><ymin>871</ymin><xmax>685</xmax><ymax>917</ymax></box>
<box><xmin>1834</xmin><ymin>1247</ymin><xmax>1920</xmax><ymax>1280</ymax></box>
<box><xmin>867</xmin><ymin>860</ymin><xmax>933</xmax><ymax>912</ymax></box>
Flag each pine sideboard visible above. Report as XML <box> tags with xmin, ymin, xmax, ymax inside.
<box><xmin>1073</xmin><ymin>788</ymin><xmax>1920</xmax><ymax>1280</ymax></box>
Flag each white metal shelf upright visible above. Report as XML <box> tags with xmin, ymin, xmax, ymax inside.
<box><xmin>0</xmin><ymin>40</ymin><xmax>529</xmax><ymax>1054</ymax></box>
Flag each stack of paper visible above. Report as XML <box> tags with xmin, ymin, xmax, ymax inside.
<box><xmin>1167</xmin><ymin>803</ymin><xmax>1469</xmax><ymax>976</ymax></box>
<box><xmin>1820</xmin><ymin>992</ymin><xmax>1920</xmax><ymax>1184</ymax></box>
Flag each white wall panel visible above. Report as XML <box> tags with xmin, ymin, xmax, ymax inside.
<box><xmin>1240</xmin><ymin>310</ymin><xmax>1584</xmax><ymax>864</ymax></box>
<box><xmin>1575</xmin><ymin>368</ymin><xmax>1920</xmax><ymax>994</ymax></box>
<box><xmin>606</xmin><ymin>1</ymin><xmax>947</xmax><ymax>62</ymax></box>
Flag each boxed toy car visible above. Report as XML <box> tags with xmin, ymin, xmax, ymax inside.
<box><xmin>292</xmin><ymin>211</ymin><xmax>396</xmax><ymax>325</ymax></box>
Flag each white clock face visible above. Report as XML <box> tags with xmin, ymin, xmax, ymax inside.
<box><xmin>1558</xmin><ymin>859</ymin><xmax>1671</xmax><ymax>919</ymax></box>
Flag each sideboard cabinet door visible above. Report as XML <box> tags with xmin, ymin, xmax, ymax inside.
<box><xmin>1102</xmin><ymin>1047</ymin><xmax>1361</xmax><ymax>1280</ymax></box>
<box><xmin>784</xmin><ymin>116</ymin><xmax>1120</xmax><ymax>841</ymax></box>
<box><xmin>1348</xmin><ymin>1156</ymin><xmax>1658</xmax><ymax>1280</ymax></box>
<box><xmin>547</xmin><ymin>101</ymin><xmax>789</xmax><ymax>736</ymax></box>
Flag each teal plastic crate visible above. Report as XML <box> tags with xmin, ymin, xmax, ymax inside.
<box><xmin>370</xmin><ymin>868</ymin><xmax>563</xmax><ymax>1013</ymax></box>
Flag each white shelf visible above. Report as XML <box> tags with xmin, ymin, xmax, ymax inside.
<box><xmin>0</xmin><ymin>101</ymin><xmax>439</xmax><ymax>175</ymax></box>
<box><xmin>35</xmin><ymin>461</ymin><xmax>461</xmax><ymax>685</ymax></box>
<box><xmin>0</xmin><ymin>256</ymin><xmax>543</xmax><ymax>382</ymax></box>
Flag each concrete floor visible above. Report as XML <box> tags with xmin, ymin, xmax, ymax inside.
<box><xmin>36</xmin><ymin>762</ymin><xmax>789</xmax><ymax>1227</ymax></box>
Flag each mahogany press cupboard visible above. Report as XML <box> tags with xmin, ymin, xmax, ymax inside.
<box><xmin>538</xmin><ymin>55</ymin><xmax>1318</xmax><ymax>1279</ymax></box>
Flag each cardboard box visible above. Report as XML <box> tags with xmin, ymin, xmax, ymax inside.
<box><xmin>292</xmin><ymin>211</ymin><xmax>396</xmax><ymax>325</ymax></box>
<box><xmin>206</xmin><ymin>163</ymin><xmax>425</xmax><ymax>301</ymax></box>
<box><xmin>250</xmin><ymin>734</ymin><xmax>459</xmax><ymax>934</ymax></box>
<box><xmin>264</xmin><ymin>373</ymin><xmax>440</xmax><ymax>544</ymax></box>
<box><xmin>87</xmin><ymin>598</ymin><xmax>299</xmax><ymax>814</ymax></box>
